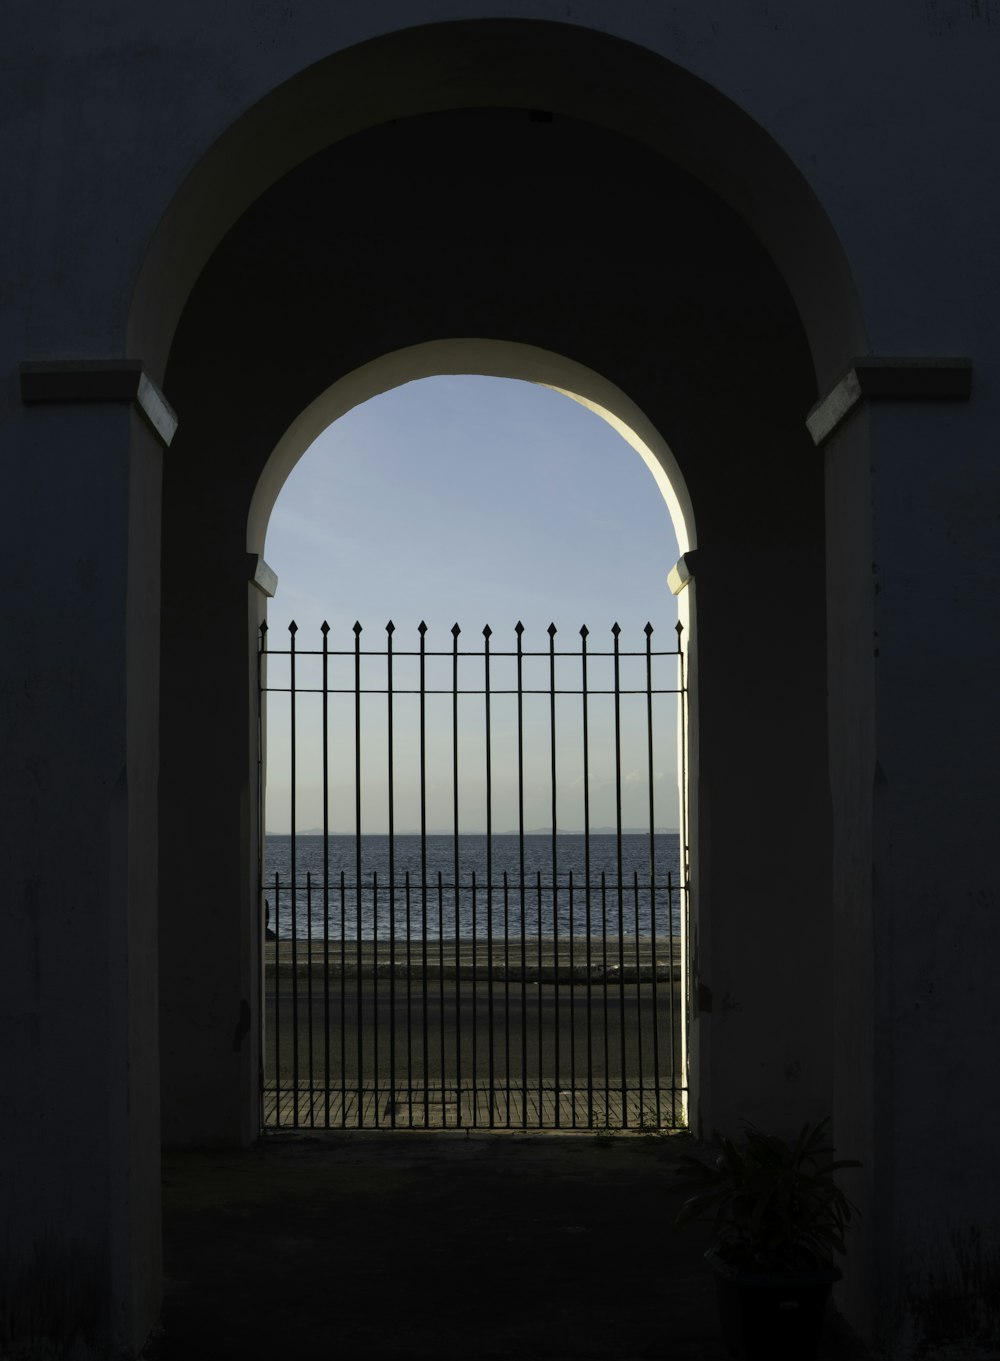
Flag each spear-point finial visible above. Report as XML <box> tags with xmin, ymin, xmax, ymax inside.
<box><xmin>547</xmin><ymin>622</ymin><xmax>557</xmax><ymax>637</ymax></box>
<box><xmin>580</xmin><ymin>624</ymin><xmax>589</xmax><ymax>639</ymax></box>
<box><xmin>675</xmin><ymin>620</ymin><xmax>684</xmax><ymax>641</ymax></box>
<box><xmin>452</xmin><ymin>622</ymin><xmax>461</xmax><ymax>637</ymax></box>
<box><xmin>386</xmin><ymin>620</ymin><xmax>395</xmax><ymax>635</ymax></box>
<box><xmin>483</xmin><ymin>624</ymin><xmax>492</xmax><ymax>639</ymax></box>
<box><xmin>320</xmin><ymin>620</ymin><xmax>330</xmax><ymax>636</ymax></box>
<box><xmin>611</xmin><ymin>622</ymin><xmax>621</xmax><ymax>637</ymax></box>
<box><xmin>644</xmin><ymin>621</ymin><xmax>654</xmax><ymax>637</ymax></box>
<box><xmin>353</xmin><ymin>620</ymin><xmax>362</xmax><ymax>635</ymax></box>
<box><xmin>418</xmin><ymin>620</ymin><xmax>427</xmax><ymax>635</ymax></box>
<box><xmin>289</xmin><ymin>620</ymin><xmax>298</xmax><ymax>636</ymax></box>
<box><xmin>515</xmin><ymin>621</ymin><xmax>524</xmax><ymax>636</ymax></box>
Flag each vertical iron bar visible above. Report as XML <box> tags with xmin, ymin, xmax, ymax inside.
<box><xmin>419</xmin><ymin>622</ymin><xmax>429</xmax><ymax>1129</ymax></box>
<box><xmin>438</xmin><ymin>872</ymin><xmax>446</xmax><ymax>1124</ymax></box>
<box><xmin>602</xmin><ymin>871</ymin><xmax>610</xmax><ymax>1125</ymax></box>
<box><xmin>536</xmin><ymin>870</ymin><xmax>543</xmax><ymax>1127</ymax></box>
<box><xmin>289</xmin><ymin>621</ymin><xmax>299</xmax><ymax>1128</ymax></box>
<box><xmin>484</xmin><ymin>625</ymin><xmax>494</xmax><ymax>1127</ymax></box>
<box><xmin>548</xmin><ymin>623</ymin><xmax>559</xmax><ymax>1127</ymax></box>
<box><xmin>503</xmin><ymin>870</ymin><xmax>511</xmax><ymax>1127</ymax></box>
<box><xmin>471</xmin><ymin>870</ymin><xmax>478</xmax><ymax>1126</ymax></box>
<box><xmin>321</xmin><ymin>622</ymin><xmax>331</xmax><ymax>1127</ymax></box>
<box><xmin>340</xmin><ymin>870</ymin><xmax>346</xmax><ymax>1126</ymax></box>
<box><xmin>372</xmin><ymin>872</ymin><xmax>379</xmax><ymax>1127</ymax></box>
<box><xmin>353</xmin><ymin>621</ymin><xmax>363</xmax><ymax>1127</ymax></box>
<box><xmin>633</xmin><ymin>870</ymin><xmax>644</xmax><ymax>1124</ymax></box>
<box><xmin>386</xmin><ymin>622</ymin><xmax>396</xmax><ymax>1128</ymax></box>
<box><xmin>516</xmin><ymin>622</ymin><xmax>527</xmax><ymax>1128</ymax></box>
<box><xmin>451</xmin><ymin>624</ymin><xmax>462</xmax><ymax>1126</ymax></box>
<box><xmin>645</xmin><ymin>622</ymin><xmax>661</xmax><ymax>1127</ymax></box>
<box><xmin>667</xmin><ymin>870</ymin><xmax>675</xmax><ymax>1122</ymax></box>
<box><xmin>306</xmin><ymin>871</ymin><xmax>314</xmax><ymax>1128</ymax></box>
<box><xmin>273</xmin><ymin>871</ymin><xmax>281</xmax><ymax>1127</ymax></box>
<box><xmin>677</xmin><ymin>618</ymin><xmax>687</xmax><ymax>1120</ymax></box>
<box><xmin>405</xmin><ymin>870</ymin><xmax>413</xmax><ymax>1128</ymax></box>
<box><xmin>581</xmin><ymin>626</ymin><xmax>593</xmax><ymax>1128</ymax></box>
<box><xmin>569</xmin><ymin>870</ymin><xmax>576</xmax><ymax>1127</ymax></box>
<box><xmin>612</xmin><ymin>623</ymin><xmax>627</xmax><ymax>1127</ymax></box>
<box><xmin>257</xmin><ymin>621</ymin><xmax>267</xmax><ymax>1133</ymax></box>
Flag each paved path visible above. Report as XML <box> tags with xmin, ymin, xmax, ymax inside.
<box><xmin>264</xmin><ymin>1080</ymin><xmax>685</xmax><ymax>1131</ymax></box>
<box><xmin>264</xmin><ymin>973</ymin><xmax>685</xmax><ymax>1130</ymax></box>
<box><xmin>146</xmin><ymin>1131</ymin><xmax>874</xmax><ymax>1360</ymax></box>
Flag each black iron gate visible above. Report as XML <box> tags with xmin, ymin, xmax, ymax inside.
<box><xmin>259</xmin><ymin>618</ymin><xmax>688</xmax><ymax>1130</ymax></box>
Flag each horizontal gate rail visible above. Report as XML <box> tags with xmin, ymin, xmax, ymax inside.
<box><xmin>259</xmin><ymin>619</ymin><xmax>688</xmax><ymax>1131</ymax></box>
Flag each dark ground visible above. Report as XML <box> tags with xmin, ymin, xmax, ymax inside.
<box><xmin>144</xmin><ymin>1129</ymin><xmax>873</xmax><ymax>1360</ymax></box>
<box><xmin>266</xmin><ymin>967</ymin><xmax>685</xmax><ymax>1095</ymax></box>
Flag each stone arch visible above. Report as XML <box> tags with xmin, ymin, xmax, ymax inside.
<box><xmin>246</xmin><ymin>339</ymin><xmax>695</xmax><ymax>560</ymax></box>
<box><xmin>19</xmin><ymin>7</ymin><xmax>997</xmax><ymax>1356</ymax></box>
<box><xmin>130</xmin><ymin>19</ymin><xmax>864</xmax><ymax>392</ymax></box>
<box><xmin>155</xmin><ymin>85</ymin><xmax>856</xmax><ymax>1195</ymax></box>
<box><xmin>249</xmin><ymin>342</ymin><xmax>698</xmax><ymax>1125</ymax></box>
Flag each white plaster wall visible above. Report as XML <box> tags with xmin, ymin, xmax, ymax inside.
<box><xmin>3</xmin><ymin>2</ymin><xmax>991</xmax><ymax>373</ymax></box>
<box><xmin>824</xmin><ymin>405</ymin><xmax>880</xmax><ymax>1334</ymax></box>
<box><xmin>3</xmin><ymin>2</ymin><xmax>1000</xmax><ymax>1354</ymax></box>
<box><xmin>0</xmin><ymin>398</ymin><xmax>143</xmax><ymax>1346</ymax></box>
<box><xmin>868</xmin><ymin>394</ymin><xmax>1000</xmax><ymax>1342</ymax></box>
<box><xmin>0</xmin><ymin>2</ymin><xmax>993</xmax><ymax>357</ymax></box>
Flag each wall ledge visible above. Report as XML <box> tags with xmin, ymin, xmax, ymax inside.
<box><xmin>668</xmin><ymin>549</ymin><xmax>698</xmax><ymax>596</ymax></box>
<box><xmin>248</xmin><ymin>555</ymin><xmax>278</xmax><ymax>598</ymax></box>
<box><xmin>20</xmin><ymin>360</ymin><xmax>178</xmax><ymax>447</ymax></box>
<box><xmin>806</xmin><ymin>357</ymin><xmax>972</xmax><ymax>445</ymax></box>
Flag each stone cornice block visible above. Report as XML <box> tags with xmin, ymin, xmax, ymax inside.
<box><xmin>248</xmin><ymin>555</ymin><xmax>278</xmax><ymax>598</ymax></box>
<box><xmin>807</xmin><ymin>357</ymin><xmax>972</xmax><ymax>445</ymax></box>
<box><xmin>20</xmin><ymin>360</ymin><xmax>178</xmax><ymax>447</ymax></box>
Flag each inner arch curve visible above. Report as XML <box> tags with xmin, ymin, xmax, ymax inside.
<box><xmin>156</xmin><ymin>73</ymin><xmax>839</xmax><ymax>1188</ymax></box>
<box><xmin>247</xmin><ymin>339</ymin><xmax>695</xmax><ymax>560</ymax></box>
<box><xmin>131</xmin><ymin>18</ymin><xmax>865</xmax><ymax>392</ymax></box>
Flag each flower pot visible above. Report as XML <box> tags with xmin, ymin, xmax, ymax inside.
<box><xmin>705</xmin><ymin>1248</ymin><xmax>841</xmax><ymax>1361</ymax></box>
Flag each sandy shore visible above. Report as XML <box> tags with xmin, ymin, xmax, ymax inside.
<box><xmin>263</xmin><ymin>937</ymin><xmax>683</xmax><ymax>982</ymax></box>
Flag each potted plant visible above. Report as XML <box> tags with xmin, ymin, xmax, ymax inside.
<box><xmin>673</xmin><ymin>1118</ymin><xmax>861</xmax><ymax>1361</ymax></box>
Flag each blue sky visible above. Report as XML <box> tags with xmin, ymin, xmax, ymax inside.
<box><xmin>263</xmin><ymin>375</ymin><xmax>681</xmax><ymax>833</ymax></box>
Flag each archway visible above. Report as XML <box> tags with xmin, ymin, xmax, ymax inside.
<box><xmin>247</xmin><ymin>341</ymin><xmax>695</xmax><ymax>563</ymax></box>
<box><xmin>23</xmin><ymin>7</ymin><xmax>996</xmax><ymax>1355</ymax></box>
<box><xmin>256</xmin><ymin>359</ymin><xmax>693</xmax><ymax>1132</ymax></box>
<box><xmin>155</xmin><ymin>89</ymin><xmax>837</xmax><ymax>1158</ymax></box>
<box><xmin>130</xmin><ymin>21</ymin><xmax>864</xmax><ymax>388</ymax></box>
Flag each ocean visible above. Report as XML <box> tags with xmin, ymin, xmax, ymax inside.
<box><xmin>263</xmin><ymin>832</ymin><xmax>684</xmax><ymax>941</ymax></box>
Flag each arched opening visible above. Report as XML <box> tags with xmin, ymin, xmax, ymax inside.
<box><xmin>155</xmin><ymin>91</ymin><xmax>835</xmax><ymax>1160</ymax></box>
<box><xmin>247</xmin><ymin>341</ymin><xmax>695</xmax><ymax>563</ymax></box>
<box><xmin>32</xmin><ymin>6</ymin><xmax>998</xmax><ymax>1354</ymax></box>
<box><xmin>130</xmin><ymin>25</ymin><xmax>880</xmax><ymax>1337</ymax></box>
<box><xmin>130</xmin><ymin>21</ymin><xmax>864</xmax><ymax>389</ymax></box>
<box><xmin>255</xmin><ymin>363</ymin><xmax>692</xmax><ymax>1131</ymax></box>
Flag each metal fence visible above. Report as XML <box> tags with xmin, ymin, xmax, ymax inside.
<box><xmin>259</xmin><ymin>618</ymin><xmax>689</xmax><ymax>1130</ymax></box>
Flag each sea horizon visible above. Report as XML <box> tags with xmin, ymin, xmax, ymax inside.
<box><xmin>263</xmin><ymin>831</ymin><xmax>685</xmax><ymax>941</ymax></box>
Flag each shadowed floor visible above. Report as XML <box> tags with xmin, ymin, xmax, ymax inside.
<box><xmin>144</xmin><ymin>1131</ymin><xmax>872</xmax><ymax>1360</ymax></box>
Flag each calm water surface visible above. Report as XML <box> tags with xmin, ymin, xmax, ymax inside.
<box><xmin>264</xmin><ymin>833</ymin><xmax>684</xmax><ymax>941</ymax></box>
